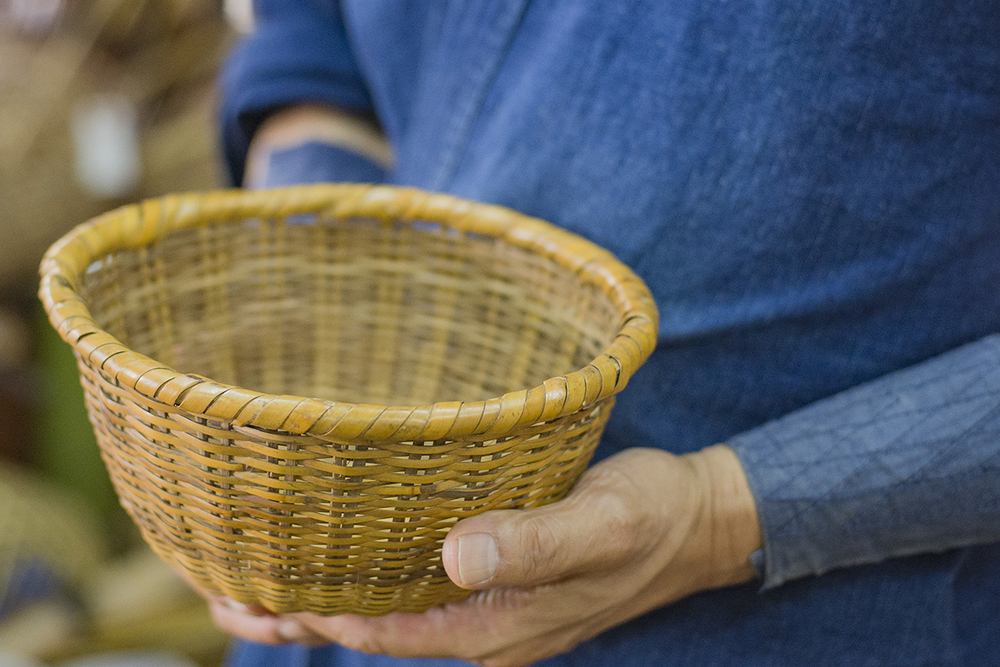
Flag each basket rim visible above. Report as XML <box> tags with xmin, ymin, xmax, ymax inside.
<box><xmin>38</xmin><ymin>184</ymin><xmax>659</xmax><ymax>442</ymax></box>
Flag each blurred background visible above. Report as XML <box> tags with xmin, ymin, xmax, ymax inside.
<box><xmin>0</xmin><ymin>1</ymin><xmax>252</xmax><ymax>664</ymax></box>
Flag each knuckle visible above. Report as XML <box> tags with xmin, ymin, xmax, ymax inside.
<box><xmin>577</xmin><ymin>466</ymin><xmax>650</xmax><ymax>565</ymax></box>
<box><xmin>592</xmin><ymin>491</ymin><xmax>643</xmax><ymax>563</ymax></box>
<box><xmin>351</xmin><ymin>635</ymin><xmax>391</xmax><ymax>656</ymax></box>
<box><xmin>208</xmin><ymin>601</ymin><xmax>239</xmax><ymax>633</ymax></box>
<box><xmin>336</xmin><ymin>628</ymin><xmax>388</xmax><ymax>655</ymax></box>
<box><xmin>518</xmin><ymin>514</ymin><xmax>564</xmax><ymax>579</ymax></box>
<box><xmin>322</xmin><ymin>620</ymin><xmax>390</xmax><ymax>656</ymax></box>
<box><xmin>209</xmin><ymin>602</ymin><xmax>283</xmax><ymax>645</ymax></box>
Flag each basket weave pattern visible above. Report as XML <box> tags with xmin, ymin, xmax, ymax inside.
<box><xmin>39</xmin><ymin>185</ymin><xmax>658</xmax><ymax>615</ymax></box>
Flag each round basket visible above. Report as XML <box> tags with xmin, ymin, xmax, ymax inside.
<box><xmin>38</xmin><ymin>184</ymin><xmax>659</xmax><ymax>616</ymax></box>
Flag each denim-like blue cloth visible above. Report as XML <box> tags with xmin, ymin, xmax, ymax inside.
<box><xmin>264</xmin><ymin>142</ymin><xmax>387</xmax><ymax>187</ymax></box>
<box><xmin>218</xmin><ymin>0</ymin><xmax>1000</xmax><ymax>664</ymax></box>
<box><xmin>732</xmin><ymin>336</ymin><xmax>1000</xmax><ymax>589</ymax></box>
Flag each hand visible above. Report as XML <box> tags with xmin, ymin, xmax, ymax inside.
<box><xmin>207</xmin><ymin>445</ymin><xmax>763</xmax><ymax>667</ymax></box>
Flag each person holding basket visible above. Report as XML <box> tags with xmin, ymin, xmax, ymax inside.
<box><xmin>206</xmin><ymin>1</ymin><xmax>1000</xmax><ymax>665</ymax></box>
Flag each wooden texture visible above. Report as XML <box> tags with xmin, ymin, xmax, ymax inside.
<box><xmin>38</xmin><ymin>184</ymin><xmax>659</xmax><ymax>615</ymax></box>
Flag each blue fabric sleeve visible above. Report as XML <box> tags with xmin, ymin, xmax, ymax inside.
<box><xmin>219</xmin><ymin>0</ymin><xmax>376</xmax><ymax>185</ymax></box>
<box><xmin>261</xmin><ymin>142</ymin><xmax>387</xmax><ymax>187</ymax></box>
<box><xmin>730</xmin><ymin>335</ymin><xmax>1000</xmax><ymax>590</ymax></box>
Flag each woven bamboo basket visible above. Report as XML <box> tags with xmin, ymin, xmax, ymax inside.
<box><xmin>38</xmin><ymin>184</ymin><xmax>659</xmax><ymax>616</ymax></box>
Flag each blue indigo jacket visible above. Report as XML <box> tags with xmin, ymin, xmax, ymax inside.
<box><xmin>220</xmin><ymin>1</ymin><xmax>1000</xmax><ymax>664</ymax></box>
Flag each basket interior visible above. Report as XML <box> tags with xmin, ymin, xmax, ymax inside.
<box><xmin>78</xmin><ymin>214</ymin><xmax>623</xmax><ymax>406</ymax></box>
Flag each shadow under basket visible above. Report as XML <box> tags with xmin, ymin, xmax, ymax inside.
<box><xmin>38</xmin><ymin>184</ymin><xmax>659</xmax><ymax>616</ymax></box>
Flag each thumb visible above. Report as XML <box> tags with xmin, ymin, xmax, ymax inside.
<box><xmin>442</xmin><ymin>488</ymin><xmax>624</xmax><ymax>590</ymax></box>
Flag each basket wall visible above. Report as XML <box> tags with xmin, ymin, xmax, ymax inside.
<box><xmin>78</xmin><ymin>350</ymin><xmax>611</xmax><ymax>614</ymax></box>
<box><xmin>40</xmin><ymin>185</ymin><xmax>659</xmax><ymax>616</ymax></box>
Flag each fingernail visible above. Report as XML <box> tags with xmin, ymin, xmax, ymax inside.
<box><xmin>457</xmin><ymin>533</ymin><xmax>498</xmax><ymax>586</ymax></box>
<box><xmin>277</xmin><ymin>619</ymin><xmax>308</xmax><ymax>643</ymax></box>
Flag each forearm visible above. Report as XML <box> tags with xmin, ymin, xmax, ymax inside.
<box><xmin>218</xmin><ymin>0</ymin><xmax>377</xmax><ymax>184</ymax></box>
<box><xmin>728</xmin><ymin>335</ymin><xmax>1000</xmax><ymax>589</ymax></box>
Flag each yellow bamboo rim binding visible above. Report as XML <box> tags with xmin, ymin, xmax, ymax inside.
<box><xmin>39</xmin><ymin>184</ymin><xmax>659</xmax><ymax>616</ymax></box>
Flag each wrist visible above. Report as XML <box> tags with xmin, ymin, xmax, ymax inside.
<box><xmin>682</xmin><ymin>444</ymin><xmax>763</xmax><ymax>590</ymax></box>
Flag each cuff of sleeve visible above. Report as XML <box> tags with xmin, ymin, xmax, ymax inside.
<box><xmin>219</xmin><ymin>10</ymin><xmax>375</xmax><ymax>185</ymax></box>
<box><xmin>749</xmin><ymin>548</ymin><xmax>766</xmax><ymax>581</ymax></box>
<box><xmin>260</xmin><ymin>142</ymin><xmax>387</xmax><ymax>188</ymax></box>
<box><xmin>729</xmin><ymin>335</ymin><xmax>1000</xmax><ymax>591</ymax></box>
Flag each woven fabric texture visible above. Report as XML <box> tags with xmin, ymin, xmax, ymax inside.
<box><xmin>39</xmin><ymin>185</ymin><xmax>658</xmax><ymax>615</ymax></box>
